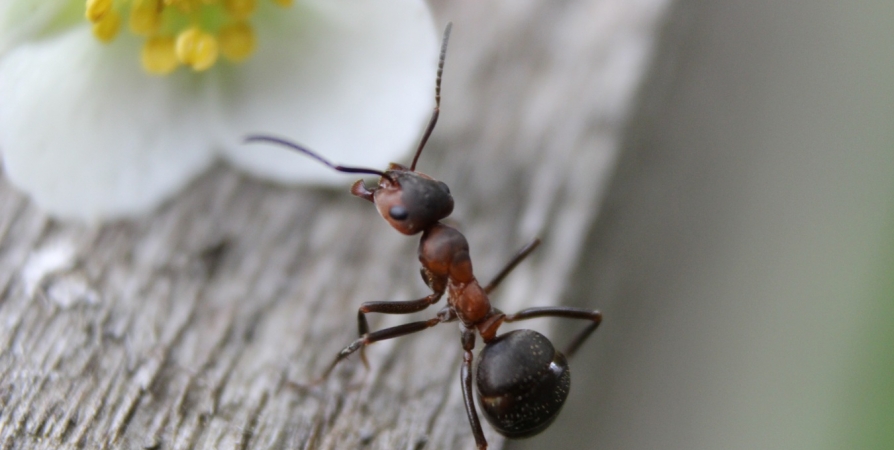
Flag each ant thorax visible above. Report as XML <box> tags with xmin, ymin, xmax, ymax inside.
<box><xmin>418</xmin><ymin>223</ymin><xmax>494</xmax><ymax>327</ymax></box>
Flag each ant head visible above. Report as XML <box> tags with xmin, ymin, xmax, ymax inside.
<box><xmin>243</xmin><ymin>135</ymin><xmax>454</xmax><ymax>236</ymax></box>
<box><xmin>245</xmin><ymin>23</ymin><xmax>455</xmax><ymax>235</ymax></box>
<box><xmin>352</xmin><ymin>163</ymin><xmax>454</xmax><ymax>235</ymax></box>
<box><xmin>349</xmin><ymin>22</ymin><xmax>454</xmax><ymax>235</ymax></box>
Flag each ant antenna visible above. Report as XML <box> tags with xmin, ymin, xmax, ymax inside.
<box><xmin>244</xmin><ymin>135</ymin><xmax>394</xmax><ymax>183</ymax></box>
<box><xmin>410</xmin><ymin>22</ymin><xmax>452</xmax><ymax>172</ymax></box>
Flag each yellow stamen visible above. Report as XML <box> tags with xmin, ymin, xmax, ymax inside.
<box><xmin>85</xmin><ymin>0</ymin><xmax>113</xmax><ymax>22</ymax></box>
<box><xmin>130</xmin><ymin>0</ymin><xmax>163</xmax><ymax>36</ymax></box>
<box><xmin>142</xmin><ymin>36</ymin><xmax>180</xmax><ymax>75</ymax></box>
<box><xmin>176</xmin><ymin>27</ymin><xmax>219</xmax><ymax>71</ymax></box>
<box><xmin>92</xmin><ymin>9</ymin><xmax>121</xmax><ymax>43</ymax></box>
<box><xmin>224</xmin><ymin>0</ymin><xmax>257</xmax><ymax>20</ymax></box>
<box><xmin>86</xmin><ymin>0</ymin><xmax>294</xmax><ymax>74</ymax></box>
<box><xmin>218</xmin><ymin>22</ymin><xmax>256</xmax><ymax>62</ymax></box>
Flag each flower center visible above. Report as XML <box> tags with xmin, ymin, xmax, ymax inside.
<box><xmin>84</xmin><ymin>0</ymin><xmax>292</xmax><ymax>75</ymax></box>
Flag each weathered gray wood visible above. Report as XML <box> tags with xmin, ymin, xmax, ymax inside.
<box><xmin>0</xmin><ymin>1</ymin><xmax>672</xmax><ymax>449</ymax></box>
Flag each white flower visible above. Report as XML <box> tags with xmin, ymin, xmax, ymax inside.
<box><xmin>0</xmin><ymin>0</ymin><xmax>438</xmax><ymax>221</ymax></box>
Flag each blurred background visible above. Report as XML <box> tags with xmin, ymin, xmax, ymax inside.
<box><xmin>511</xmin><ymin>0</ymin><xmax>894</xmax><ymax>449</ymax></box>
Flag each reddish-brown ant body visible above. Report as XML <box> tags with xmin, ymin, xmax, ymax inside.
<box><xmin>247</xmin><ymin>23</ymin><xmax>602</xmax><ymax>449</ymax></box>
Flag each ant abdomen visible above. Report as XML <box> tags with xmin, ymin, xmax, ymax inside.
<box><xmin>476</xmin><ymin>329</ymin><xmax>571</xmax><ymax>438</ymax></box>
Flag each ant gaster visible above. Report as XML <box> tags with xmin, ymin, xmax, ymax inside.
<box><xmin>246</xmin><ymin>23</ymin><xmax>602</xmax><ymax>449</ymax></box>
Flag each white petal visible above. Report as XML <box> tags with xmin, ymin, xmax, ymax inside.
<box><xmin>216</xmin><ymin>0</ymin><xmax>439</xmax><ymax>184</ymax></box>
<box><xmin>0</xmin><ymin>28</ymin><xmax>217</xmax><ymax>221</ymax></box>
<box><xmin>0</xmin><ymin>0</ymin><xmax>72</xmax><ymax>55</ymax></box>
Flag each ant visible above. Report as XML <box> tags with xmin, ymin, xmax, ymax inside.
<box><xmin>246</xmin><ymin>23</ymin><xmax>602</xmax><ymax>450</ymax></box>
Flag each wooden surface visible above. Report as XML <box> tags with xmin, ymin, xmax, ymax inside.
<box><xmin>0</xmin><ymin>1</ymin><xmax>672</xmax><ymax>449</ymax></box>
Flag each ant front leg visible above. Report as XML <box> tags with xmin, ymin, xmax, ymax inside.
<box><xmin>504</xmin><ymin>307</ymin><xmax>603</xmax><ymax>358</ymax></box>
<box><xmin>355</xmin><ymin>271</ymin><xmax>446</xmax><ymax>366</ymax></box>
<box><xmin>357</xmin><ymin>292</ymin><xmax>444</xmax><ymax>337</ymax></box>
<box><xmin>317</xmin><ymin>316</ymin><xmax>443</xmax><ymax>382</ymax></box>
<box><xmin>460</xmin><ymin>328</ymin><xmax>488</xmax><ymax>450</ymax></box>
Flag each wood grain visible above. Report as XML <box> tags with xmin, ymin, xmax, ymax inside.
<box><xmin>0</xmin><ymin>1</ymin><xmax>672</xmax><ymax>449</ymax></box>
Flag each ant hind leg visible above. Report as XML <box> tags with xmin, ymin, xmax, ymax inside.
<box><xmin>503</xmin><ymin>306</ymin><xmax>602</xmax><ymax>358</ymax></box>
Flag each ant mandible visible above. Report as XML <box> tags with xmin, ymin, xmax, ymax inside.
<box><xmin>246</xmin><ymin>23</ymin><xmax>602</xmax><ymax>450</ymax></box>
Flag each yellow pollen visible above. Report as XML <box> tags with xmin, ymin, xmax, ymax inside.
<box><xmin>130</xmin><ymin>0</ymin><xmax>163</xmax><ymax>36</ymax></box>
<box><xmin>142</xmin><ymin>36</ymin><xmax>180</xmax><ymax>75</ymax></box>
<box><xmin>218</xmin><ymin>22</ymin><xmax>257</xmax><ymax>62</ymax></box>
<box><xmin>92</xmin><ymin>9</ymin><xmax>121</xmax><ymax>43</ymax></box>
<box><xmin>85</xmin><ymin>0</ymin><xmax>113</xmax><ymax>22</ymax></box>
<box><xmin>176</xmin><ymin>27</ymin><xmax>219</xmax><ymax>71</ymax></box>
<box><xmin>223</xmin><ymin>0</ymin><xmax>257</xmax><ymax>20</ymax></box>
<box><xmin>86</xmin><ymin>0</ymin><xmax>293</xmax><ymax>74</ymax></box>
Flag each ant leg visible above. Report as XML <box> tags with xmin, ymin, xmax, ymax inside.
<box><xmin>483</xmin><ymin>238</ymin><xmax>541</xmax><ymax>294</ymax></box>
<box><xmin>317</xmin><ymin>317</ymin><xmax>443</xmax><ymax>382</ymax></box>
<box><xmin>356</xmin><ymin>291</ymin><xmax>444</xmax><ymax>367</ymax></box>
<box><xmin>460</xmin><ymin>328</ymin><xmax>488</xmax><ymax>449</ymax></box>
<box><xmin>357</xmin><ymin>293</ymin><xmax>444</xmax><ymax>334</ymax></box>
<box><xmin>503</xmin><ymin>307</ymin><xmax>602</xmax><ymax>358</ymax></box>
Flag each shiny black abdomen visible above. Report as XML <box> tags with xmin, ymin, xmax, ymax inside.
<box><xmin>476</xmin><ymin>329</ymin><xmax>571</xmax><ymax>438</ymax></box>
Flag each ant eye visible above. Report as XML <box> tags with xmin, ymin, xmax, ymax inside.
<box><xmin>389</xmin><ymin>205</ymin><xmax>409</xmax><ymax>221</ymax></box>
<box><xmin>438</xmin><ymin>181</ymin><xmax>450</xmax><ymax>194</ymax></box>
